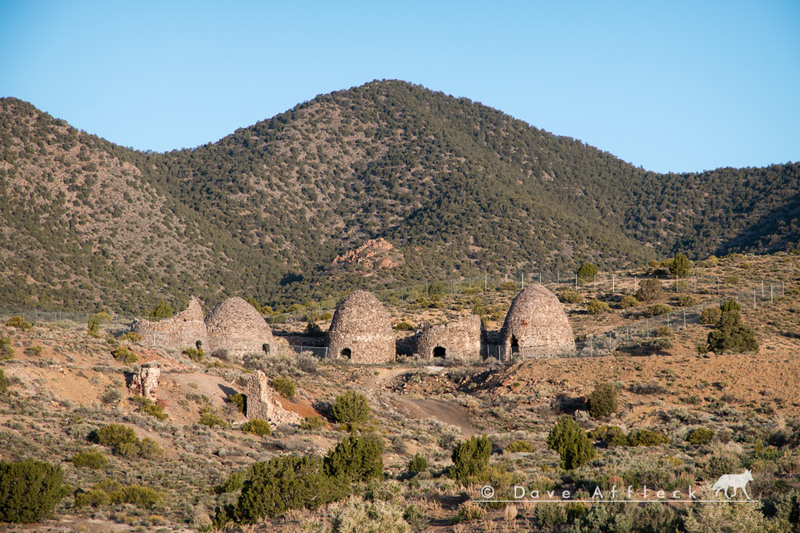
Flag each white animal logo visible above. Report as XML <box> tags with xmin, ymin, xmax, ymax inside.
<box><xmin>711</xmin><ymin>469</ymin><xmax>753</xmax><ymax>499</ymax></box>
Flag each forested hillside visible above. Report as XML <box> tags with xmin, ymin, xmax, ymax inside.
<box><xmin>1</xmin><ymin>81</ymin><xmax>797</xmax><ymax>313</ymax></box>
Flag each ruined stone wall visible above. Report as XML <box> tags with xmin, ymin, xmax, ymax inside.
<box><xmin>205</xmin><ymin>297</ymin><xmax>274</xmax><ymax>357</ymax></box>
<box><xmin>131</xmin><ymin>297</ymin><xmax>208</xmax><ymax>351</ymax></box>
<box><xmin>327</xmin><ymin>290</ymin><xmax>395</xmax><ymax>364</ymax></box>
<box><xmin>245</xmin><ymin>370</ymin><xmax>302</xmax><ymax>426</ymax></box>
<box><xmin>129</xmin><ymin>362</ymin><xmax>161</xmax><ymax>400</ymax></box>
<box><xmin>499</xmin><ymin>284</ymin><xmax>575</xmax><ymax>357</ymax></box>
<box><xmin>416</xmin><ymin>315</ymin><xmax>484</xmax><ymax>361</ymax></box>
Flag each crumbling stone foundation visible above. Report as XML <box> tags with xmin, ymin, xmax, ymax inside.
<box><xmin>129</xmin><ymin>362</ymin><xmax>161</xmax><ymax>400</ymax></box>
<box><xmin>245</xmin><ymin>370</ymin><xmax>302</xmax><ymax>426</ymax></box>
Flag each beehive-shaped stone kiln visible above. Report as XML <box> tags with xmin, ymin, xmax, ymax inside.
<box><xmin>415</xmin><ymin>315</ymin><xmax>484</xmax><ymax>361</ymax></box>
<box><xmin>327</xmin><ymin>290</ymin><xmax>395</xmax><ymax>363</ymax></box>
<box><xmin>205</xmin><ymin>297</ymin><xmax>274</xmax><ymax>356</ymax></box>
<box><xmin>499</xmin><ymin>285</ymin><xmax>575</xmax><ymax>357</ymax></box>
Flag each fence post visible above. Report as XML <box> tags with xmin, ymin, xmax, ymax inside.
<box><xmin>770</xmin><ymin>285</ymin><xmax>773</xmax><ymax>303</ymax></box>
<box><xmin>612</xmin><ymin>275</ymin><xmax>615</xmax><ymax>293</ymax></box>
<box><xmin>521</xmin><ymin>272</ymin><xmax>524</xmax><ymax>289</ymax></box>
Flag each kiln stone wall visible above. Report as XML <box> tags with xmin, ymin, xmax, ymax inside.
<box><xmin>327</xmin><ymin>290</ymin><xmax>395</xmax><ymax>364</ymax></box>
<box><xmin>245</xmin><ymin>370</ymin><xmax>301</xmax><ymax>425</ymax></box>
<box><xmin>416</xmin><ymin>315</ymin><xmax>484</xmax><ymax>361</ymax></box>
<box><xmin>499</xmin><ymin>284</ymin><xmax>575</xmax><ymax>357</ymax></box>
<box><xmin>131</xmin><ymin>297</ymin><xmax>208</xmax><ymax>350</ymax></box>
<box><xmin>205</xmin><ymin>297</ymin><xmax>274</xmax><ymax>357</ymax></box>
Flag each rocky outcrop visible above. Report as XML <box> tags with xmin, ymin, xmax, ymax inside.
<box><xmin>131</xmin><ymin>297</ymin><xmax>207</xmax><ymax>350</ymax></box>
<box><xmin>327</xmin><ymin>290</ymin><xmax>395</xmax><ymax>364</ymax></box>
<box><xmin>331</xmin><ymin>238</ymin><xmax>405</xmax><ymax>276</ymax></box>
<box><xmin>416</xmin><ymin>315</ymin><xmax>484</xmax><ymax>361</ymax></box>
<box><xmin>205</xmin><ymin>297</ymin><xmax>274</xmax><ymax>357</ymax></box>
<box><xmin>245</xmin><ymin>371</ymin><xmax>302</xmax><ymax>425</ymax></box>
<box><xmin>499</xmin><ymin>284</ymin><xmax>575</xmax><ymax>357</ymax></box>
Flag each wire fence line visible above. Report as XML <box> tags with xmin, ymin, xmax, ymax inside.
<box><xmin>0</xmin><ymin>276</ymin><xmax>787</xmax><ymax>364</ymax></box>
<box><xmin>489</xmin><ymin>280</ymin><xmax>786</xmax><ymax>363</ymax></box>
<box><xmin>0</xmin><ymin>271</ymin><xmax>787</xmax><ymax>331</ymax></box>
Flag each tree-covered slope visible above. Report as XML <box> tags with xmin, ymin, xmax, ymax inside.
<box><xmin>1</xmin><ymin>81</ymin><xmax>797</xmax><ymax>312</ymax></box>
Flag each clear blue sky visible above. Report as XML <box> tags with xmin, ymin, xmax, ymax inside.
<box><xmin>1</xmin><ymin>1</ymin><xmax>798</xmax><ymax>173</ymax></box>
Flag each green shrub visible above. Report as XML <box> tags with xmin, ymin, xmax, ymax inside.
<box><xmin>71</xmin><ymin>450</ymin><xmax>108</xmax><ymax>469</ymax></box>
<box><xmin>320</xmin><ymin>312</ymin><xmax>334</xmax><ymax>321</ymax></box>
<box><xmin>109</xmin><ymin>484</ymin><xmax>161</xmax><ymax>508</ymax></box>
<box><xmin>588</xmin><ymin>382</ymin><xmax>618</xmax><ymax>418</ymax></box>
<box><xmin>452</xmin><ymin>501</ymin><xmax>485</xmax><ymax>523</ymax></box>
<box><xmin>94</xmin><ymin>424</ymin><xmax>137</xmax><ymax>451</ymax></box>
<box><xmin>138</xmin><ymin>437</ymin><xmax>164</xmax><ymax>459</ymax></box>
<box><xmin>678</xmin><ymin>295</ymin><xmax>697</xmax><ymax>307</ymax></box>
<box><xmin>131</xmin><ymin>396</ymin><xmax>168</xmax><ymax>420</ymax></box>
<box><xmin>403</xmin><ymin>504</ymin><xmax>426</xmax><ymax>531</ymax></box>
<box><xmin>498</xmin><ymin>281</ymin><xmax>518</xmax><ymax>292</ymax></box>
<box><xmin>700</xmin><ymin>307</ymin><xmax>721</xmax><ymax>325</ymax></box>
<box><xmin>235</xmin><ymin>456</ymin><xmax>348</xmax><ymax>523</ymax></box>
<box><xmin>226</xmin><ymin>393</ymin><xmax>246</xmax><ymax>413</ymax></box>
<box><xmin>559</xmin><ymin>289</ymin><xmax>583</xmax><ymax>304</ymax></box>
<box><xmin>217</xmin><ymin>471</ymin><xmax>245</xmax><ymax>494</ymax></box>
<box><xmin>645</xmin><ymin>304</ymin><xmax>672</xmax><ymax>317</ymax></box>
<box><xmin>702</xmin><ymin>453</ymin><xmax>741</xmax><ymax>479</ymax></box>
<box><xmin>394</xmin><ymin>321</ymin><xmax>415</xmax><ymax>331</ymax></box>
<box><xmin>148</xmin><ymin>300</ymin><xmax>174</xmax><ymax>319</ymax></box>
<box><xmin>627</xmin><ymin>429</ymin><xmax>669</xmax><ymax>446</ymax></box>
<box><xmin>619</xmin><ymin>295</ymin><xmax>639</xmax><ymax>309</ymax></box>
<box><xmin>656</xmin><ymin>326</ymin><xmax>672</xmax><ymax>337</ymax></box>
<box><xmin>0</xmin><ymin>459</ymin><xmax>65</xmax><ymax>523</ymax></box>
<box><xmin>118</xmin><ymin>331</ymin><xmax>142</xmax><ymax>343</ymax></box>
<box><xmin>74</xmin><ymin>488</ymin><xmax>110</xmax><ymax>508</ymax></box>
<box><xmin>669</xmin><ymin>253</ymin><xmax>692</xmax><ymax>278</ymax></box>
<box><xmin>636</xmin><ymin>279</ymin><xmax>663</xmax><ymax>302</ymax></box>
<box><xmin>577</xmin><ymin>262</ymin><xmax>598</xmax><ymax>284</ymax></box>
<box><xmin>332</xmin><ymin>391</ymin><xmax>371</xmax><ymax>428</ymax></box>
<box><xmin>547</xmin><ymin>417</ymin><xmax>596</xmax><ymax>469</ymax></box>
<box><xmin>271</xmin><ymin>377</ymin><xmax>296</xmax><ymax>398</ymax></box>
<box><xmin>407</xmin><ymin>453</ymin><xmax>428</xmax><ymax>475</ymax></box>
<box><xmin>588</xmin><ymin>425</ymin><xmax>629</xmax><ymax>446</ymax></box>
<box><xmin>536</xmin><ymin>502</ymin><xmax>568</xmax><ymax>528</ymax></box>
<box><xmin>301</xmin><ymin>416</ymin><xmax>324</xmax><ymax>430</ymax></box>
<box><xmin>586</xmin><ymin>299</ymin><xmax>610</xmax><ymax>315</ymax></box>
<box><xmin>24</xmin><ymin>345</ymin><xmax>43</xmax><ymax>356</ymax></box>
<box><xmin>0</xmin><ymin>368</ymin><xmax>6</xmax><ymax>394</ymax></box>
<box><xmin>199</xmin><ymin>411</ymin><xmax>230</xmax><ymax>428</ymax></box>
<box><xmin>5</xmin><ymin>316</ymin><xmax>32</xmax><ymax>330</ymax></box>
<box><xmin>93</xmin><ymin>424</ymin><xmax>162</xmax><ymax>458</ymax></box>
<box><xmin>87</xmin><ymin>312</ymin><xmax>111</xmax><ymax>337</ymax></box>
<box><xmin>182</xmin><ymin>347</ymin><xmax>204</xmax><ymax>362</ymax></box>
<box><xmin>324</xmin><ymin>432</ymin><xmax>385</xmax><ymax>482</ymax></box>
<box><xmin>707</xmin><ymin>298</ymin><xmax>758</xmax><ymax>354</ymax></box>
<box><xmin>723</xmin><ymin>275</ymin><xmax>739</xmax><ymax>286</ymax></box>
<box><xmin>111</xmin><ymin>346</ymin><xmax>137</xmax><ymax>364</ymax></box>
<box><xmin>686</xmin><ymin>427</ymin><xmax>715</xmax><ymax>445</ymax></box>
<box><xmin>245</xmin><ymin>297</ymin><xmax>263</xmax><ymax>314</ymax></box>
<box><xmin>0</xmin><ymin>336</ymin><xmax>14</xmax><ymax>359</ymax></box>
<box><xmin>505</xmin><ymin>440</ymin><xmax>535</xmax><ymax>453</ymax></box>
<box><xmin>242</xmin><ymin>419</ymin><xmax>272</xmax><ymax>436</ymax></box>
<box><xmin>449</xmin><ymin>435</ymin><xmax>491</xmax><ymax>484</ymax></box>
<box><xmin>428</xmin><ymin>281</ymin><xmax>447</xmax><ymax>298</ymax></box>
